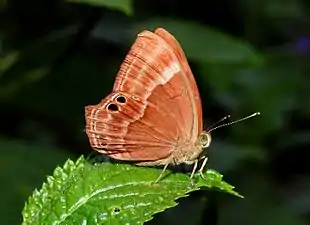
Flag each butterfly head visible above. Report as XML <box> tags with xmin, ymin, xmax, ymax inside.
<box><xmin>199</xmin><ymin>131</ymin><xmax>212</xmax><ymax>148</ymax></box>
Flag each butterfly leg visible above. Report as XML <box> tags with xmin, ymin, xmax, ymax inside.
<box><xmin>188</xmin><ymin>159</ymin><xmax>199</xmax><ymax>186</ymax></box>
<box><xmin>190</xmin><ymin>159</ymin><xmax>198</xmax><ymax>180</ymax></box>
<box><xmin>198</xmin><ymin>156</ymin><xmax>209</xmax><ymax>179</ymax></box>
<box><xmin>154</xmin><ymin>162</ymin><xmax>170</xmax><ymax>184</ymax></box>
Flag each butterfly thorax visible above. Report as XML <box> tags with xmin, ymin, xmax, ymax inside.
<box><xmin>170</xmin><ymin>131</ymin><xmax>211</xmax><ymax>165</ymax></box>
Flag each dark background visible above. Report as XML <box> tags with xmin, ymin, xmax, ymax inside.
<box><xmin>1</xmin><ymin>0</ymin><xmax>310</xmax><ymax>224</ymax></box>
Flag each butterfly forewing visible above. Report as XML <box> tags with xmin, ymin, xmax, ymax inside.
<box><xmin>154</xmin><ymin>28</ymin><xmax>203</xmax><ymax>133</ymax></box>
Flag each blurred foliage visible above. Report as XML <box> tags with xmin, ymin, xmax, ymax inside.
<box><xmin>68</xmin><ymin>0</ymin><xmax>132</xmax><ymax>15</ymax></box>
<box><xmin>1</xmin><ymin>0</ymin><xmax>310</xmax><ymax>224</ymax></box>
<box><xmin>0</xmin><ymin>139</ymin><xmax>74</xmax><ymax>225</ymax></box>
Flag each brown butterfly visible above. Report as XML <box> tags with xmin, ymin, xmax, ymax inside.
<box><xmin>85</xmin><ymin>28</ymin><xmax>259</xmax><ymax>182</ymax></box>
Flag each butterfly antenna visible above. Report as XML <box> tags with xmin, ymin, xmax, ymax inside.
<box><xmin>206</xmin><ymin>115</ymin><xmax>231</xmax><ymax>131</ymax></box>
<box><xmin>208</xmin><ymin>112</ymin><xmax>260</xmax><ymax>132</ymax></box>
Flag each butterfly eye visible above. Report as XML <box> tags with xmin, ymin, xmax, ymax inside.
<box><xmin>116</xmin><ymin>95</ymin><xmax>126</xmax><ymax>104</ymax></box>
<box><xmin>107</xmin><ymin>103</ymin><xmax>119</xmax><ymax>112</ymax></box>
<box><xmin>200</xmin><ymin>132</ymin><xmax>211</xmax><ymax>148</ymax></box>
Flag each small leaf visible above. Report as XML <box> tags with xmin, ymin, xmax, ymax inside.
<box><xmin>67</xmin><ymin>0</ymin><xmax>132</xmax><ymax>15</ymax></box>
<box><xmin>136</xmin><ymin>18</ymin><xmax>264</xmax><ymax>65</ymax></box>
<box><xmin>0</xmin><ymin>51</ymin><xmax>20</xmax><ymax>75</ymax></box>
<box><xmin>22</xmin><ymin>156</ymin><xmax>242</xmax><ymax>225</ymax></box>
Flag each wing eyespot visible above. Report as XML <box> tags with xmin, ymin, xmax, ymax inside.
<box><xmin>116</xmin><ymin>95</ymin><xmax>126</xmax><ymax>104</ymax></box>
<box><xmin>107</xmin><ymin>103</ymin><xmax>119</xmax><ymax>112</ymax></box>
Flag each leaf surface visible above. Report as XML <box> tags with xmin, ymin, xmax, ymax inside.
<box><xmin>22</xmin><ymin>156</ymin><xmax>242</xmax><ymax>225</ymax></box>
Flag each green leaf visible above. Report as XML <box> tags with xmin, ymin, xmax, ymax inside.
<box><xmin>22</xmin><ymin>156</ymin><xmax>242</xmax><ymax>225</ymax></box>
<box><xmin>135</xmin><ymin>18</ymin><xmax>264</xmax><ymax>65</ymax></box>
<box><xmin>67</xmin><ymin>0</ymin><xmax>132</xmax><ymax>15</ymax></box>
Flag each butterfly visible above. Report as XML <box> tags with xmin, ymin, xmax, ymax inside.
<box><xmin>84</xmin><ymin>28</ymin><xmax>259</xmax><ymax>183</ymax></box>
